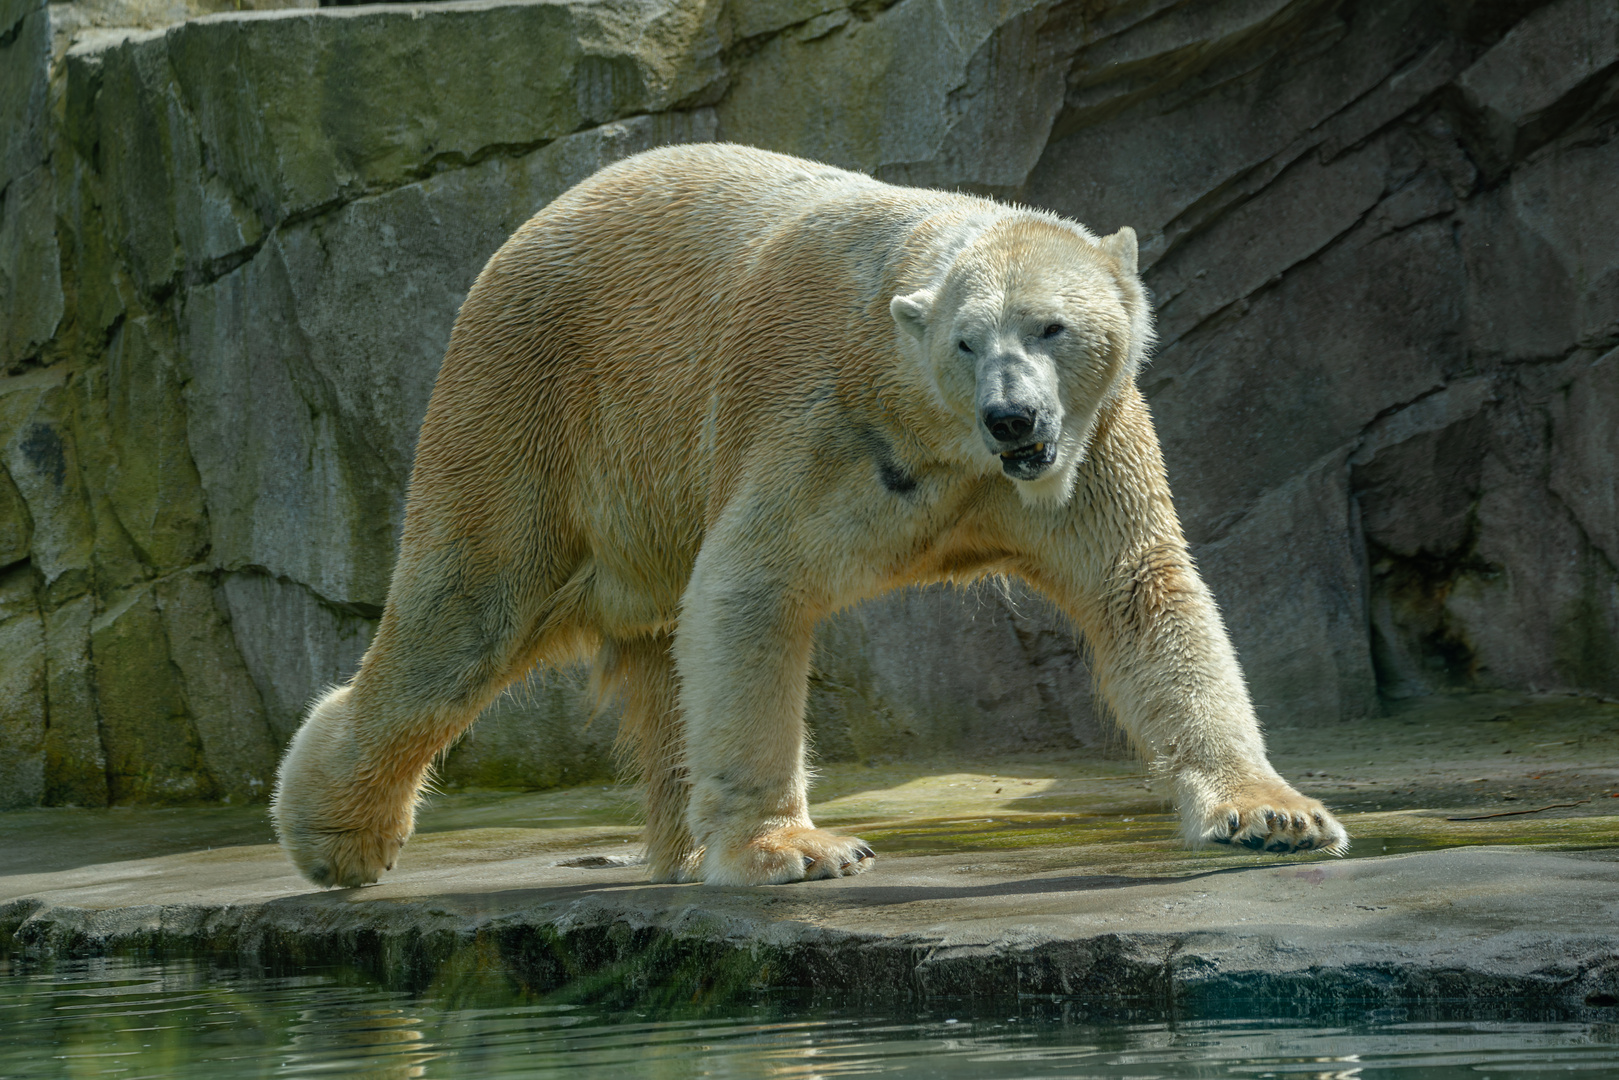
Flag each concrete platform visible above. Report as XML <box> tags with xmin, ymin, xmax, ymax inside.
<box><xmin>3</xmin><ymin>694</ymin><xmax>1618</xmax><ymax>1005</ymax></box>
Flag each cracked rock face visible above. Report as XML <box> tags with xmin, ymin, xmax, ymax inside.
<box><xmin>0</xmin><ymin>0</ymin><xmax>1615</xmax><ymax>806</ymax></box>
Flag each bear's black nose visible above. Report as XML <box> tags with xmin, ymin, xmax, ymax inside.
<box><xmin>983</xmin><ymin>406</ymin><xmax>1036</xmax><ymax>444</ymax></box>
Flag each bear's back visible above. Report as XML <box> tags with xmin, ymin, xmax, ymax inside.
<box><xmin>431</xmin><ymin>143</ymin><xmax>989</xmax><ymax>476</ymax></box>
<box><xmin>479</xmin><ymin>144</ymin><xmax>1014</xmax><ymax>331</ymax></box>
<box><xmin>412</xmin><ymin>146</ymin><xmax>1043</xmax><ymax>601</ymax></box>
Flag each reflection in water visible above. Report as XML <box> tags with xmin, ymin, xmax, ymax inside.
<box><xmin>1</xmin><ymin>955</ymin><xmax>1616</xmax><ymax>1079</ymax></box>
<box><xmin>284</xmin><ymin>1001</ymin><xmax>437</xmax><ymax>1078</ymax></box>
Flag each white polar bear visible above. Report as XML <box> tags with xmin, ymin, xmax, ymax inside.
<box><xmin>271</xmin><ymin>142</ymin><xmax>1349</xmax><ymax>888</ymax></box>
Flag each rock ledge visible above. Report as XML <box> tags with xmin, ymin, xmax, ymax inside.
<box><xmin>5</xmin><ymin>843</ymin><xmax>1616</xmax><ymax>1006</ymax></box>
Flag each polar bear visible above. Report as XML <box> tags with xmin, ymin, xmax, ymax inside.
<box><xmin>271</xmin><ymin>143</ymin><xmax>1348</xmax><ymax>888</ymax></box>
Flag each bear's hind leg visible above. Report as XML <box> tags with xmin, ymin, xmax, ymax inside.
<box><xmin>271</xmin><ymin>682</ymin><xmax>424</xmax><ymax>887</ymax></box>
<box><xmin>595</xmin><ymin>634</ymin><xmax>698</xmax><ymax>883</ymax></box>
<box><xmin>273</xmin><ymin>566</ymin><xmax>566</xmax><ymax>888</ymax></box>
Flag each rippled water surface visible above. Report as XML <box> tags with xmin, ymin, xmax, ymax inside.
<box><xmin>2</xmin><ymin>957</ymin><xmax>1616</xmax><ymax>1079</ymax></box>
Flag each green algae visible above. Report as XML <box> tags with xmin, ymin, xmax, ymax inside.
<box><xmin>792</xmin><ymin>701</ymin><xmax>1619</xmax><ymax>875</ymax></box>
<box><xmin>845</xmin><ymin>810</ymin><xmax>1618</xmax><ymax>868</ymax></box>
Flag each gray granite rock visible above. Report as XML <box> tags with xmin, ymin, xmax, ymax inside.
<box><xmin>0</xmin><ymin>457</ymin><xmax>29</xmax><ymax>568</ymax></box>
<box><xmin>812</xmin><ymin>584</ymin><xmax>1110</xmax><ymax>764</ymax></box>
<box><xmin>1352</xmin><ymin>377</ymin><xmax>1499</xmax><ymax>698</ymax></box>
<box><xmin>1452</xmin><ymin>379</ymin><xmax>1619</xmax><ymax>696</ymax></box>
<box><xmin>101</xmin><ymin>317</ymin><xmax>209</xmax><ymax>571</ymax></box>
<box><xmin>436</xmin><ymin>669</ymin><xmax>619</xmax><ymax>791</ymax></box>
<box><xmin>41</xmin><ymin>594</ymin><xmax>106</xmax><ymax>807</ymax></box>
<box><xmin>89</xmin><ymin>582</ymin><xmax>211</xmax><ymax>804</ymax></box>
<box><xmin>0</xmin><ymin>0</ymin><xmax>50</xmax><ymax>186</ymax></box>
<box><xmin>154</xmin><ymin>569</ymin><xmax>281</xmax><ymax>803</ymax></box>
<box><xmin>2</xmin><ymin>0</ymin><xmax>1618</xmax><ymax>805</ymax></box>
<box><xmin>0</xmin><ymin>166</ymin><xmax>64</xmax><ymax>371</ymax></box>
<box><xmin>218</xmin><ymin>570</ymin><xmax>376</xmax><ymax>745</ymax></box>
<box><xmin>0</xmin><ymin>370</ymin><xmax>94</xmax><ymax>606</ymax></box>
<box><xmin>0</xmin><ymin>565</ymin><xmax>45</xmax><ymax>808</ymax></box>
<box><xmin>71</xmin><ymin>0</ymin><xmax>725</xmax><ymax>295</ymax></box>
<box><xmin>1550</xmin><ymin>349</ymin><xmax>1619</xmax><ymax>570</ymax></box>
<box><xmin>1456</xmin><ymin>0</ymin><xmax>1619</xmax><ymax>175</ymax></box>
<box><xmin>719</xmin><ymin>0</ymin><xmax>1061</xmax><ymax>191</ymax></box>
<box><xmin>1357</xmin><ymin>362</ymin><xmax>1619</xmax><ymax>699</ymax></box>
<box><xmin>0</xmin><ymin>0</ymin><xmax>60</xmax><ymax>373</ymax></box>
<box><xmin>1197</xmin><ymin>451</ymin><xmax>1380</xmax><ymax>726</ymax></box>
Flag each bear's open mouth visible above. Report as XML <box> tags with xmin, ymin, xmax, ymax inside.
<box><xmin>999</xmin><ymin>441</ymin><xmax>1056</xmax><ymax>478</ymax></box>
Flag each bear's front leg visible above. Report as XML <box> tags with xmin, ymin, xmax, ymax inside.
<box><xmin>1080</xmin><ymin>545</ymin><xmax>1350</xmax><ymax>855</ymax></box>
<box><xmin>1029</xmin><ymin>393</ymin><xmax>1348</xmax><ymax>857</ymax></box>
<box><xmin>1070</xmin><ymin>539</ymin><xmax>1348</xmax><ymax>855</ymax></box>
<box><xmin>675</xmin><ymin>556</ymin><xmax>874</xmax><ymax>886</ymax></box>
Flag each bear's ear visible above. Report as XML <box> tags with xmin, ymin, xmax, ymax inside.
<box><xmin>1099</xmin><ymin>226</ymin><xmax>1138</xmax><ymax>276</ymax></box>
<box><xmin>890</xmin><ymin>288</ymin><xmax>935</xmax><ymax>343</ymax></box>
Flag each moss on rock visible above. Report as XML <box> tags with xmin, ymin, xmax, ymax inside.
<box><xmin>0</xmin><ymin>564</ymin><xmax>46</xmax><ymax>808</ymax></box>
<box><xmin>90</xmin><ymin>582</ymin><xmax>213</xmax><ymax>804</ymax></box>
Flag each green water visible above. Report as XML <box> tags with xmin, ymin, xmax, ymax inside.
<box><xmin>2</xmin><ymin>957</ymin><xmax>1616</xmax><ymax>1078</ymax></box>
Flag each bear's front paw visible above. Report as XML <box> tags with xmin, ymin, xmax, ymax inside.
<box><xmin>702</xmin><ymin>827</ymin><xmax>875</xmax><ymax>886</ymax></box>
<box><xmin>1195</xmin><ymin>779</ymin><xmax>1348</xmax><ymax>855</ymax></box>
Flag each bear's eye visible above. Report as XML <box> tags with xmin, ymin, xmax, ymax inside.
<box><xmin>957</xmin><ymin>339</ymin><xmax>974</xmax><ymax>355</ymax></box>
<box><xmin>1042</xmin><ymin>323</ymin><xmax>1065</xmax><ymax>339</ymax></box>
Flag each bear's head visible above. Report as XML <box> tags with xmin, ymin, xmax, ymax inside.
<box><xmin>890</xmin><ymin>217</ymin><xmax>1152</xmax><ymax>506</ymax></box>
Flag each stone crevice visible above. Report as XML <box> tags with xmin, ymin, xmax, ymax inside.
<box><xmin>166</xmin><ymin>108</ymin><xmax>706</xmax><ymax>302</ymax></box>
<box><xmin>0</xmin><ymin>8</ymin><xmax>28</xmax><ymax>49</ymax></box>
<box><xmin>1053</xmin><ymin>0</ymin><xmax>1339</xmax><ymax>141</ymax></box>
<box><xmin>1544</xmin><ymin>481</ymin><xmax>1619</xmax><ymax>593</ymax></box>
<box><xmin>225</xmin><ymin>563</ymin><xmax>381</xmax><ymax>622</ymax></box>
<box><xmin>1152</xmin><ymin>170</ymin><xmax>1383</xmax><ymax>350</ymax></box>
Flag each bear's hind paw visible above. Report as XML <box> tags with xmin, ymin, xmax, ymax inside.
<box><xmin>284</xmin><ymin>827</ymin><xmax>407</xmax><ymax>889</ymax></box>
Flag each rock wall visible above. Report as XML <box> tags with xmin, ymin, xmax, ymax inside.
<box><xmin>1</xmin><ymin>0</ymin><xmax>1615</xmax><ymax>807</ymax></box>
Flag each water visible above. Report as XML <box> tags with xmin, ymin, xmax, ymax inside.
<box><xmin>2</xmin><ymin>956</ymin><xmax>1616</xmax><ymax>1079</ymax></box>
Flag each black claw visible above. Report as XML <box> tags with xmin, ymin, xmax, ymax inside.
<box><xmin>855</xmin><ymin>845</ymin><xmax>875</xmax><ymax>860</ymax></box>
<box><xmin>1226</xmin><ymin>813</ymin><xmax>1241</xmax><ymax>833</ymax></box>
<box><xmin>803</xmin><ymin>855</ymin><xmax>815</xmax><ymax>872</ymax></box>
